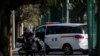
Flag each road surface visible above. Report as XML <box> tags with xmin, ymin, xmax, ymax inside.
<box><xmin>13</xmin><ymin>48</ymin><xmax>88</xmax><ymax>56</ymax></box>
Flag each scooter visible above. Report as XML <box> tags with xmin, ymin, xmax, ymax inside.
<box><xmin>17</xmin><ymin>36</ymin><xmax>45</xmax><ymax>56</ymax></box>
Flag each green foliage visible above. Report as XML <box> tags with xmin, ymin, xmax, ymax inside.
<box><xmin>15</xmin><ymin>4</ymin><xmax>40</xmax><ymax>27</ymax></box>
<box><xmin>39</xmin><ymin>0</ymin><xmax>62</xmax><ymax>14</ymax></box>
<box><xmin>69</xmin><ymin>0</ymin><xmax>87</xmax><ymax>23</ymax></box>
<box><xmin>39</xmin><ymin>0</ymin><xmax>87</xmax><ymax>23</ymax></box>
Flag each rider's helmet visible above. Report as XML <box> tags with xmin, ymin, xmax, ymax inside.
<box><xmin>23</xmin><ymin>27</ymin><xmax>33</xmax><ymax>39</ymax></box>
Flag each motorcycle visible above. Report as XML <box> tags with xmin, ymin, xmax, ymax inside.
<box><xmin>17</xmin><ymin>36</ymin><xmax>45</xmax><ymax>56</ymax></box>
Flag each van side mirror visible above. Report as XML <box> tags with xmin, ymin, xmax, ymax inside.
<box><xmin>36</xmin><ymin>32</ymin><xmax>45</xmax><ymax>37</ymax></box>
<box><xmin>35</xmin><ymin>32</ymin><xmax>45</xmax><ymax>42</ymax></box>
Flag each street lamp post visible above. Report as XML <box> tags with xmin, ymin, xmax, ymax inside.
<box><xmin>66</xmin><ymin>0</ymin><xmax>69</xmax><ymax>23</ymax></box>
<box><xmin>11</xmin><ymin>10</ymin><xmax>15</xmax><ymax>49</ymax></box>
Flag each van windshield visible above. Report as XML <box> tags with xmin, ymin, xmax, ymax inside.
<box><xmin>82</xmin><ymin>25</ymin><xmax>87</xmax><ymax>34</ymax></box>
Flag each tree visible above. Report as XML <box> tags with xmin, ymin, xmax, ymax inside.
<box><xmin>0</xmin><ymin>0</ymin><xmax>42</xmax><ymax>56</ymax></box>
<box><xmin>95</xmin><ymin>0</ymin><xmax>100</xmax><ymax>55</ymax></box>
<box><xmin>70</xmin><ymin>0</ymin><xmax>87</xmax><ymax>23</ymax></box>
<box><xmin>39</xmin><ymin>0</ymin><xmax>63</xmax><ymax>22</ymax></box>
<box><xmin>16</xmin><ymin>4</ymin><xmax>40</xmax><ymax>27</ymax></box>
<box><xmin>39</xmin><ymin>0</ymin><xmax>87</xmax><ymax>23</ymax></box>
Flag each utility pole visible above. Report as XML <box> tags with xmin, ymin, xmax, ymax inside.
<box><xmin>48</xmin><ymin>8</ymin><xmax>51</xmax><ymax>22</ymax></box>
<box><xmin>66</xmin><ymin>0</ymin><xmax>69</xmax><ymax>23</ymax></box>
<box><xmin>87</xmin><ymin>0</ymin><xmax>96</xmax><ymax>56</ymax></box>
<box><xmin>62</xmin><ymin>0</ymin><xmax>66</xmax><ymax>23</ymax></box>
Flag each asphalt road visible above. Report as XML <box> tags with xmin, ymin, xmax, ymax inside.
<box><xmin>13</xmin><ymin>48</ymin><xmax>88</xmax><ymax>56</ymax></box>
<box><xmin>13</xmin><ymin>43</ymin><xmax>89</xmax><ymax>56</ymax></box>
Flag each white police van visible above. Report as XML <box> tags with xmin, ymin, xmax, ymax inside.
<box><xmin>34</xmin><ymin>23</ymin><xmax>88</xmax><ymax>55</ymax></box>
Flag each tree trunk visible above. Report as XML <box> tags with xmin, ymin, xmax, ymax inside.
<box><xmin>0</xmin><ymin>8</ymin><xmax>12</xmax><ymax>56</ymax></box>
<box><xmin>95</xmin><ymin>0</ymin><xmax>100</xmax><ymax>55</ymax></box>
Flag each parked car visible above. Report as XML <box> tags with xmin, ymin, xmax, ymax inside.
<box><xmin>33</xmin><ymin>23</ymin><xmax>88</xmax><ymax>55</ymax></box>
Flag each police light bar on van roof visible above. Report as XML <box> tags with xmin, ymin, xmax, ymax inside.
<box><xmin>45</xmin><ymin>22</ymin><xmax>60</xmax><ymax>24</ymax></box>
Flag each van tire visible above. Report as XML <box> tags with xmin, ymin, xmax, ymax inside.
<box><xmin>82</xmin><ymin>50</ymin><xmax>88</xmax><ymax>55</ymax></box>
<box><xmin>62</xmin><ymin>44</ymin><xmax>73</xmax><ymax>55</ymax></box>
<box><xmin>45</xmin><ymin>44</ymin><xmax>50</xmax><ymax>54</ymax></box>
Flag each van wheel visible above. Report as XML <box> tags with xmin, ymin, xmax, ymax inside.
<box><xmin>82</xmin><ymin>50</ymin><xmax>88</xmax><ymax>55</ymax></box>
<box><xmin>45</xmin><ymin>51</ymin><xmax>49</xmax><ymax>55</ymax></box>
<box><xmin>63</xmin><ymin>44</ymin><xmax>73</xmax><ymax>55</ymax></box>
<box><xmin>45</xmin><ymin>44</ymin><xmax>50</xmax><ymax>55</ymax></box>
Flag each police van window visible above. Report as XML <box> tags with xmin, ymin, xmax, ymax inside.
<box><xmin>46</xmin><ymin>26</ymin><xmax>82</xmax><ymax>35</ymax></box>
<box><xmin>55</xmin><ymin>26</ymin><xmax>82</xmax><ymax>34</ymax></box>
<box><xmin>46</xmin><ymin>26</ymin><xmax>53</xmax><ymax>34</ymax></box>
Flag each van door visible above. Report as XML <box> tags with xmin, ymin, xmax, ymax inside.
<box><xmin>45</xmin><ymin>26</ymin><xmax>61</xmax><ymax>49</ymax></box>
<box><xmin>35</xmin><ymin>26</ymin><xmax>46</xmax><ymax>42</ymax></box>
